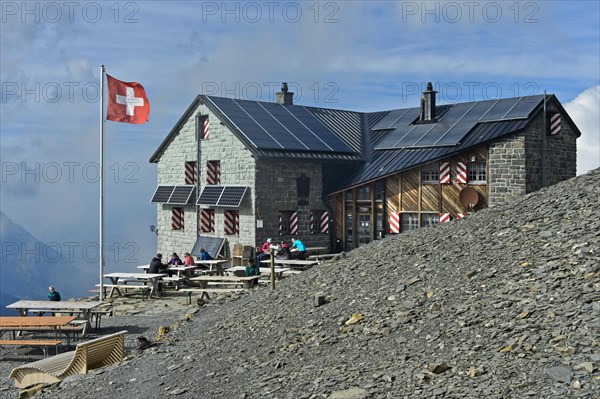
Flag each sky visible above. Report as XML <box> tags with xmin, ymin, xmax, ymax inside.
<box><xmin>1</xmin><ymin>1</ymin><xmax>599</xmax><ymax>282</ymax></box>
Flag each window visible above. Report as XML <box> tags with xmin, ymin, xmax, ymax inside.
<box><xmin>199</xmin><ymin>209</ymin><xmax>214</xmax><ymax>233</ymax></box>
<box><xmin>421</xmin><ymin>213</ymin><xmax>439</xmax><ymax>227</ymax></box>
<box><xmin>376</xmin><ymin>180</ymin><xmax>384</xmax><ymax>201</ymax></box>
<box><xmin>279</xmin><ymin>211</ymin><xmax>297</xmax><ymax>235</ymax></box>
<box><xmin>468</xmin><ymin>162</ymin><xmax>486</xmax><ymax>183</ymax></box>
<box><xmin>421</xmin><ymin>162</ymin><xmax>440</xmax><ymax>183</ymax></box>
<box><xmin>345</xmin><ymin>190</ymin><xmax>353</xmax><ymax>201</ymax></box>
<box><xmin>171</xmin><ymin>208</ymin><xmax>184</xmax><ymax>230</ymax></box>
<box><xmin>401</xmin><ymin>213</ymin><xmax>419</xmax><ymax>232</ymax></box>
<box><xmin>356</xmin><ymin>185</ymin><xmax>371</xmax><ymax>201</ymax></box>
<box><xmin>224</xmin><ymin>210</ymin><xmax>239</xmax><ymax>235</ymax></box>
<box><xmin>311</xmin><ymin>210</ymin><xmax>329</xmax><ymax>234</ymax></box>
<box><xmin>196</xmin><ymin>115</ymin><xmax>209</xmax><ymax>140</ymax></box>
<box><xmin>184</xmin><ymin>161</ymin><xmax>197</xmax><ymax>185</ymax></box>
<box><xmin>207</xmin><ymin>161</ymin><xmax>221</xmax><ymax>185</ymax></box>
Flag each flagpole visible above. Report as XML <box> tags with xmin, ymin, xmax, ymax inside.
<box><xmin>99</xmin><ymin>65</ymin><xmax>105</xmax><ymax>301</ymax></box>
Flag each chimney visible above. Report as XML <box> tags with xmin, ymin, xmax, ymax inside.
<box><xmin>275</xmin><ymin>82</ymin><xmax>294</xmax><ymax>105</ymax></box>
<box><xmin>419</xmin><ymin>82</ymin><xmax>437</xmax><ymax>123</ymax></box>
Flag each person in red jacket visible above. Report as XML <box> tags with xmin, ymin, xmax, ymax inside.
<box><xmin>256</xmin><ymin>238</ymin><xmax>272</xmax><ymax>264</ymax></box>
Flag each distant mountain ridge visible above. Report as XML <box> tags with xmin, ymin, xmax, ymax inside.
<box><xmin>0</xmin><ymin>210</ymin><xmax>95</xmax><ymax>311</ymax></box>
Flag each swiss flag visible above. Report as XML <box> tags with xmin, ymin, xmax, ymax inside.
<box><xmin>106</xmin><ymin>74</ymin><xmax>150</xmax><ymax>124</ymax></box>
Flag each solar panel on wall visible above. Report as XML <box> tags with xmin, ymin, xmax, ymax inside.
<box><xmin>217</xmin><ymin>186</ymin><xmax>247</xmax><ymax>207</ymax></box>
<box><xmin>150</xmin><ymin>186</ymin><xmax>175</xmax><ymax>203</ymax></box>
<box><xmin>191</xmin><ymin>236</ymin><xmax>225</xmax><ymax>260</ymax></box>
<box><xmin>196</xmin><ymin>186</ymin><xmax>224</xmax><ymax>206</ymax></box>
<box><xmin>168</xmin><ymin>186</ymin><xmax>195</xmax><ymax>205</ymax></box>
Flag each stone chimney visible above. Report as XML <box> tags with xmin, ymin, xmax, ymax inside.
<box><xmin>419</xmin><ymin>82</ymin><xmax>437</xmax><ymax>123</ymax></box>
<box><xmin>275</xmin><ymin>82</ymin><xmax>294</xmax><ymax>105</ymax></box>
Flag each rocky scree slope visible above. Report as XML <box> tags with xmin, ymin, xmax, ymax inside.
<box><xmin>44</xmin><ymin>169</ymin><xmax>599</xmax><ymax>399</ymax></box>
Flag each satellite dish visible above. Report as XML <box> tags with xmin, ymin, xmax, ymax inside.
<box><xmin>459</xmin><ymin>187</ymin><xmax>479</xmax><ymax>209</ymax></box>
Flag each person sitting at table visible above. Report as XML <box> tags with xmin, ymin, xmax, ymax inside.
<box><xmin>149</xmin><ymin>253</ymin><xmax>169</xmax><ymax>274</ymax></box>
<box><xmin>290</xmin><ymin>237</ymin><xmax>307</xmax><ymax>260</ymax></box>
<box><xmin>256</xmin><ymin>237</ymin><xmax>272</xmax><ymax>264</ymax></box>
<box><xmin>183</xmin><ymin>252</ymin><xmax>195</xmax><ymax>266</ymax></box>
<box><xmin>47</xmin><ymin>285</ymin><xmax>61</xmax><ymax>301</ymax></box>
<box><xmin>275</xmin><ymin>241</ymin><xmax>292</xmax><ymax>260</ymax></box>
<box><xmin>168</xmin><ymin>252</ymin><xmax>183</xmax><ymax>265</ymax></box>
<box><xmin>198</xmin><ymin>248</ymin><xmax>213</xmax><ymax>261</ymax></box>
<box><xmin>245</xmin><ymin>258</ymin><xmax>260</xmax><ymax>287</ymax></box>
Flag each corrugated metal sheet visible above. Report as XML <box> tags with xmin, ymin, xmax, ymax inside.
<box><xmin>308</xmin><ymin>107</ymin><xmax>363</xmax><ymax>154</ymax></box>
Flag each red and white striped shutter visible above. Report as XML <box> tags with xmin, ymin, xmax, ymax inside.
<box><xmin>207</xmin><ymin>161</ymin><xmax>220</xmax><ymax>185</ymax></box>
<box><xmin>290</xmin><ymin>211</ymin><xmax>298</xmax><ymax>235</ymax></box>
<box><xmin>439</xmin><ymin>213</ymin><xmax>451</xmax><ymax>223</ymax></box>
<box><xmin>310</xmin><ymin>212</ymin><xmax>315</xmax><ymax>234</ymax></box>
<box><xmin>456</xmin><ymin>213</ymin><xmax>467</xmax><ymax>219</ymax></box>
<box><xmin>320</xmin><ymin>211</ymin><xmax>329</xmax><ymax>234</ymax></box>
<box><xmin>172</xmin><ymin>208</ymin><xmax>184</xmax><ymax>230</ymax></box>
<box><xmin>185</xmin><ymin>161</ymin><xmax>197</xmax><ymax>185</ymax></box>
<box><xmin>200</xmin><ymin>209</ymin><xmax>214</xmax><ymax>233</ymax></box>
<box><xmin>389</xmin><ymin>212</ymin><xmax>400</xmax><ymax>234</ymax></box>
<box><xmin>549</xmin><ymin>113</ymin><xmax>561</xmax><ymax>135</ymax></box>
<box><xmin>456</xmin><ymin>162</ymin><xmax>467</xmax><ymax>184</ymax></box>
<box><xmin>203</xmin><ymin>116</ymin><xmax>210</xmax><ymax>140</ymax></box>
<box><xmin>440</xmin><ymin>162</ymin><xmax>451</xmax><ymax>184</ymax></box>
<box><xmin>224</xmin><ymin>210</ymin><xmax>239</xmax><ymax>235</ymax></box>
<box><xmin>279</xmin><ymin>212</ymin><xmax>283</xmax><ymax>236</ymax></box>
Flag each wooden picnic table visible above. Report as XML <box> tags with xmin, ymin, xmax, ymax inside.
<box><xmin>260</xmin><ymin>259</ymin><xmax>318</xmax><ymax>270</ymax></box>
<box><xmin>195</xmin><ymin>259</ymin><xmax>230</xmax><ymax>273</ymax></box>
<box><xmin>5</xmin><ymin>301</ymin><xmax>102</xmax><ymax>333</ymax></box>
<box><xmin>137</xmin><ymin>265</ymin><xmax>197</xmax><ymax>279</ymax></box>
<box><xmin>189</xmin><ymin>275</ymin><xmax>259</xmax><ymax>289</ymax></box>
<box><xmin>308</xmin><ymin>253</ymin><xmax>338</xmax><ymax>262</ymax></box>
<box><xmin>0</xmin><ymin>316</ymin><xmax>77</xmax><ymax>328</ymax></box>
<box><xmin>103</xmin><ymin>273</ymin><xmax>166</xmax><ymax>299</ymax></box>
<box><xmin>225</xmin><ymin>266</ymin><xmax>291</xmax><ymax>280</ymax></box>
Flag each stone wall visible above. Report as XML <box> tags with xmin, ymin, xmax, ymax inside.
<box><xmin>488</xmin><ymin>133</ymin><xmax>527</xmax><ymax>206</ymax></box>
<box><xmin>155</xmin><ymin>101</ymin><xmax>257</xmax><ymax>257</ymax></box>
<box><xmin>255</xmin><ymin>161</ymin><xmax>330</xmax><ymax>249</ymax></box>
<box><xmin>525</xmin><ymin>102</ymin><xmax>578</xmax><ymax>193</ymax></box>
<box><xmin>156</xmin><ymin>106</ymin><xmax>201</xmax><ymax>257</ymax></box>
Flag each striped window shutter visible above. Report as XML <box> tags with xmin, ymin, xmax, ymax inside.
<box><xmin>456</xmin><ymin>162</ymin><xmax>467</xmax><ymax>184</ymax></box>
<box><xmin>549</xmin><ymin>113</ymin><xmax>561</xmax><ymax>135</ymax></box>
<box><xmin>389</xmin><ymin>212</ymin><xmax>400</xmax><ymax>234</ymax></box>
<box><xmin>199</xmin><ymin>209</ymin><xmax>214</xmax><ymax>233</ymax></box>
<box><xmin>184</xmin><ymin>161</ymin><xmax>197</xmax><ymax>185</ymax></box>
<box><xmin>440</xmin><ymin>162</ymin><xmax>451</xmax><ymax>184</ymax></box>
<box><xmin>456</xmin><ymin>213</ymin><xmax>467</xmax><ymax>219</ymax></box>
<box><xmin>207</xmin><ymin>161</ymin><xmax>221</xmax><ymax>185</ymax></box>
<box><xmin>439</xmin><ymin>213</ymin><xmax>451</xmax><ymax>223</ymax></box>
<box><xmin>203</xmin><ymin>116</ymin><xmax>210</xmax><ymax>139</ymax></box>
<box><xmin>224</xmin><ymin>210</ymin><xmax>239</xmax><ymax>235</ymax></box>
<box><xmin>311</xmin><ymin>211</ymin><xmax>329</xmax><ymax>234</ymax></box>
<box><xmin>172</xmin><ymin>208</ymin><xmax>184</xmax><ymax>230</ymax></box>
<box><xmin>290</xmin><ymin>211</ymin><xmax>298</xmax><ymax>235</ymax></box>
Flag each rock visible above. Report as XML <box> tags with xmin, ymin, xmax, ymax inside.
<box><xmin>428</xmin><ymin>363</ymin><xmax>450</xmax><ymax>374</ymax></box>
<box><xmin>314</xmin><ymin>292</ymin><xmax>326</xmax><ymax>307</ymax></box>
<box><xmin>545</xmin><ymin>366</ymin><xmax>573</xmax><ymax>383</ymax></box>
<box><xmin>328</xmin><ymin>387</ymin><xmax>367</xmax><ymax>399</ymax></box>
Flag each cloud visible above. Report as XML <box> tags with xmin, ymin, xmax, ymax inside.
<box><xmin>564</xmin><ymin>86</ymin><xmax>600</xmax><ymax>175</ymax></box>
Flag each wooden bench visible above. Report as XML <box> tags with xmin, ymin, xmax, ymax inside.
<box><xmin>179</xmin><ymin>288</ymin><xmax>245</xmax><ymax>304</ymax></box>
<box><xmin>95</xmin><ymin>284</ymin><xmax>149</xmax><ymax>300</ymax></box>
<box><xmin>160</xmin><ymin>276</ymin><xmax>184</xmax><ymax>290</ymax></box>
<box><xmin>9</xmin><ymin>330</ymin><xmax>127</xmax><ymax>389</ymax></box>
<box><xmin>0</xmin><ymin>339</ymin><xmax>63</xmax><ymax>358</ymax></box>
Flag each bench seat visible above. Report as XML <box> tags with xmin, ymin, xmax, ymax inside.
<box><xmin>9</xmin><ymin>330</ymin><xmax>127</xmax><ymax>388</ymax></box>
<box><xmin>179</xmin><ymin>288</ymin><xmax>245</xmax><ymax>304</ymax></box>
<box><xmin>0</xmin><ymin>339</ymin><xmax>63</xmax><ymax>358</ymax></box>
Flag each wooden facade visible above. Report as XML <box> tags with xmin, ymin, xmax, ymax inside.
<box><xmin>334</xmin><ymin>145</ymin><xmax>490</xmax><ymax>250</ymax></box>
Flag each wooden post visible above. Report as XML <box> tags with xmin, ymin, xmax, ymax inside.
<box><xmin>270</xmin><ymin>247</ymin><xmax>275</xmax><ymax>290</ymax></box>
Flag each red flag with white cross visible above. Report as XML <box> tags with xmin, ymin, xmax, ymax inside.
<box><xmin>106</xmin><ymin>74</ymin><xmax>150</xmax><ymax>124</ymax></box>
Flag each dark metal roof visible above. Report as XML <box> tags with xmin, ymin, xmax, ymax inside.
<box><xmin>333</xmin><ymin>95</ymin><xmax>564</xmax><ymax>192</ymax></box>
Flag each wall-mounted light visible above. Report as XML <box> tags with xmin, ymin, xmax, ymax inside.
<box><xmin>470</xmin><ymin>155</ymin><xmax>476</xmax><ymax>162</ymax></box>
<box><xmin>149</xmin><ymin>225</ymin><xmax>158</xmax><ymax>235</ymax></box>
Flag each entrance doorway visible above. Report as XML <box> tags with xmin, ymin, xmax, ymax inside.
<box><xmin>357</xmin><ymin>213</ymin><xmax>371</xmax><ymax>247</ymax></box>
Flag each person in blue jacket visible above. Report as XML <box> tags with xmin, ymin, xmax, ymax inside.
<box><xmin>290</xmin><ymin>237</ymin><xmax>307</xmax><ymax>260</ymax></box>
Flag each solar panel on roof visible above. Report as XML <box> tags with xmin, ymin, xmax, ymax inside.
<box><xmin>242</xmin><ymin>101</ymin><xmax>308</xmax><ymax>150</ymax></box>
<box><xmin>502</xmin><ymin>95</ymin><xmax>543</xmax><ymax>119</ymax></box>
<box><xmin>150</xmin><ymin>186</ymin><xmax>175</xmax><ymax>203</ymax></box>
<box><xmin>433</xmin><ymin>121</ymin><xmax>477</xmax><ymax>147</ymax></box>
<box><xmin>168</xmin><ymin>185</ymin><xmax>195</xmax><ymax>205</ymax></box>
<box><xmin>479</xmin><ymin>98</ymin><xmax>522</xmax><ymax>121</ymax></box>
<box><xmin>196</xmin><ymin>186</ymin><xmax>224</xmax><ymax>206</ymax></box>
<box><xmin>390</xmin><ymin>108</ymin><xmax>421</xmax><ymax>128</ymax></box>
<box><xmin>371</xmin><ymin>109</ymin><xmax>409</xmax><ymax>130</ymax></box>
<box><xmin>217</xmin><ymin>186</ymin><xmax>247</xmax><ymax>207</ymax></box>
